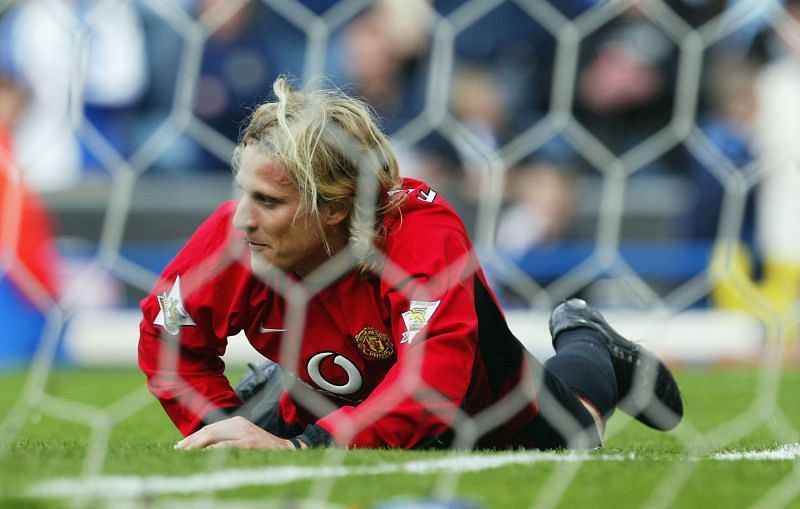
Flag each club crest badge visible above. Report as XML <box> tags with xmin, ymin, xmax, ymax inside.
<box><xmin>400</xmin><ymin>300</ymin><xmax>441</xmax><ymax>344</ymax></box>
<box><xmin>354</xmin><ymin>327</ymin><xmax>394</xmax><ymax>360</ymax></box>
<box><xmin>154</xmin><ymin>275</ymin><xmax>196</xmax><ymax>335</ymax></box>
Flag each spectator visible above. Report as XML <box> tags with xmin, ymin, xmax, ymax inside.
<box><xmin>496</xmin><ymin>162</ymin><xmax>577</xmax><ymax>260</ymax></box>
<box><xmin>749</xmin><ymin>0</ymin><xmax>800</xmax><ymax>313</ymax></box>
<box><xmin>688</xmin><ymin>56</ymin><xmax>759</xmax><ymax>243</ymax></box>
<box><xmin>574</xmin><ymin>3</ymin><xmax>682</xmax><ymax>173</ymax></box>
<box><xmin>0</xmin><ymin>77</ymin><xmax>65</xmax><ymax>367</ymax></box>
<box><xmin>448</xmin><ymin>64</ymin><xmax>510</xmax><ymax>202</ymax></box>
<box><xmin>439</xmin><ymin>0</ymin><xmax>592</xmax><ymax>134</ymax></box>
<box><xmin>134</xmin><ymin>0</ymin><xmax>307</xmax><ymax>173</ymax></box>
<box><xmin>712</xmin><ymin>1</ymin><xmax>800</xmax><ymax>318</ymax></box>
<box><xmin>0</xmin><ymin>0</ymin><xmax>147</xmax><ymax>189</ymax></box>
<box><xmin>331</xmin><ymin>0</ymin><xmax>429</xmax><ymax>134</ymax></box>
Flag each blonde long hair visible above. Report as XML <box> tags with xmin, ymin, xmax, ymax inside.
<box><xmin>233</xmin><ymin>77</ymin><xmax>404</xmax><ymax>275</ymax></box>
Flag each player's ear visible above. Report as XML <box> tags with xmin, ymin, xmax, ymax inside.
<box><xmin>321</xmin><ymin>198</ymin><xmax>351</xmax><ymax>227</ymax></box>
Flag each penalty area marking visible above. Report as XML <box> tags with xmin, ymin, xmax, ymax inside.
<box><xmin>28</xmin><ymin>444</ymin><xmax>800</xmax><ymax>499</ymax></box>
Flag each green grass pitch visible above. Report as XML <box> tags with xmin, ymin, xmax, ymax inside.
<box><xmin>2</xmin><ymin>367</ymin><xmax>800</xmax><ymax>508</ymax></box>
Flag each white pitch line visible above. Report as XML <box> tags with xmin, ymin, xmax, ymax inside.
<box><xmin>27</xmin><ymin>444</ymin><xmax>800</xmax><ymax>500</ymax></box>
<box><xmin>28</xmin><ymin>450</ymin><xmax>627</xmax><ymax>499</ymax></box>
<box><xmin>711</xmin><ymin>443</ymin><xmax>800</xmax><ymax>461</ymax></box>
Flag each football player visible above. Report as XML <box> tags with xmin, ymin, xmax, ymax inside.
<box><xmin>139</xmin><ymin>77</ymin><xmax>682</xmax><ymax>450</ymax></box>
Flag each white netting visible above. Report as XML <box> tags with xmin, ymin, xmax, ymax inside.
<box><xmin>2</xmin><ymin>0</ymin><xmax>800</xmax><ymax>507</ymax></box>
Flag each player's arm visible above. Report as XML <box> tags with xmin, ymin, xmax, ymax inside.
<box><xmin>138</xmin><ymin>312</ymin><xmax>242</xmax><ymax>436</ymax></box>
<box><xmin>138</xmin><ymin>203</ymin><xmax>248</xmax><ymax>436</ymax></box>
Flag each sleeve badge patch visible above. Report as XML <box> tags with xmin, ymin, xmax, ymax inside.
<box><xmin>400</xmin><ymin>300</ymin><xmax>441</xmax><ymax>344</ymax></box>
<box><xmin>355</xmin><ymin>327</ymin><xmax>394</xmax><ymax>360</ymax></box>
<box><xmin>154</xmin><ymin>275</ymin><xmax>197</xmax><ymax>335</ymax></box>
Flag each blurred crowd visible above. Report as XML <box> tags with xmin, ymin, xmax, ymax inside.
<box><xmin>1</xmin><ymin>0</ymin><xmax>800</xmax><ymax>317</ymax></box>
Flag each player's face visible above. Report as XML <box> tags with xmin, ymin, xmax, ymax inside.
<box><xmin>232</xmin><ymin>145</ymin><xmax>345</xmax><ymax>278</ymax></box>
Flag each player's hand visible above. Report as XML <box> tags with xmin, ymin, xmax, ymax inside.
<box><xmin>174</xmin><ymin>416</ymin><xmax>297</xmax><ymax>450</ymax></box>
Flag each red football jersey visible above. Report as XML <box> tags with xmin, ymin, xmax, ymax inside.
<box><xmin>139</xmin><ymin>178</ymin><xmax>539</xmax><ymax>448</ymax></box>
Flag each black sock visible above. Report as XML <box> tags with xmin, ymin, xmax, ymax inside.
<box><xmin>545</xmin><ymin>327</ymin><xmax>618</xmax><ymax>417</ymax></box>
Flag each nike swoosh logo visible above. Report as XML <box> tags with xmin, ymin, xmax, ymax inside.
<box><xmin>259</xmin><ymin>326</ymin><xmax>287</xmax><ymax>334</ymax></box>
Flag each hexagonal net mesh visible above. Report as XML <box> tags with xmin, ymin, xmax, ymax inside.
<box><xmin>2</xmin><ymin>0</ymin><xmax>800</xmax><ymax>507</ymax></box>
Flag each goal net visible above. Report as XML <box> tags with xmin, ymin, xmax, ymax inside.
<box><xmin>2</xmin><ymin>0</ymin><xmax>799</xmax><ymax>507</ymax></box>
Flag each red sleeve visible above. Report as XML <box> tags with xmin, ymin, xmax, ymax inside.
<box><xmin>316</xmin><ymin>185</ymin><xmax>482</xmax><ymax>448</ymax></box>
<box><xmin>138</xmin><ymin>201</ymin><xmax>254</xmax><ymax>436</ymax></box>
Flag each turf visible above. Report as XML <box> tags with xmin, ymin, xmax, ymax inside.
<box><xmin>1</xmin><ymin>367</ymin><xmax>800</xmax><ymax>508</ymax></box>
